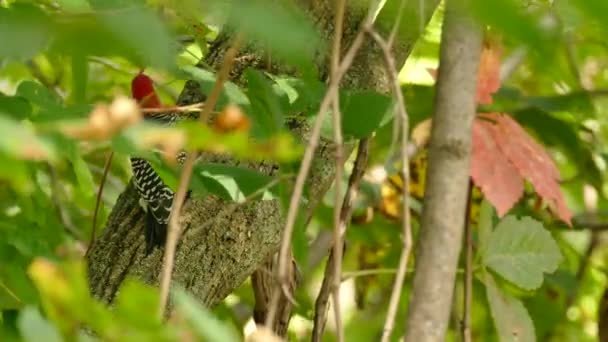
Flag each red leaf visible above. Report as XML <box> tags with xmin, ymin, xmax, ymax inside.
<box><xmin>481</xmin><ymin>113</ymin><xmax>572</xmax><ymax>225</ymax></box>
<box><xmin>471</xmin><ymin>119</ymin><xmax>524</xmax><ymax>216</ymax></box>
<box><xmin>476</xmin><ymin>46</ymin><xmax>501</xmax><ymax>105</ymax></box>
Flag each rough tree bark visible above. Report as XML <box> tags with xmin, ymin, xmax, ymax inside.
<box><xmin>87</xmin><ymin>0</ymin><xmax>440</xmax><ymax>328</ymax></box>
<box><xmin>403</xmin><ymin>0</ymin><xmax>482</xmax><ymax>341</ymax></box>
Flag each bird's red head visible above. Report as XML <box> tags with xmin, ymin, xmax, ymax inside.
<box><xmin>131</xmin><ymin>73</ymin><xmax>161</xmax><ymax>108</ymax></box>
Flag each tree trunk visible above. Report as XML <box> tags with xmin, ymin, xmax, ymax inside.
<box><xmin>87</xmin><ymin>0</ymin><xmax>440</xmax><ymax>322</ymax></box>
<box><xmin>403</xmin><ymin>0</ymin><xmax>482</xmax><ymax>340</ymax></box>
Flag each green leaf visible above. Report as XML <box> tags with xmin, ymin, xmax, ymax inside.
<box><xmin>72</xmin><ymin>157</ymin><xmax>96</xmax><ymax>198</ymax></box>
<box><xmin>0</xmin><ymin>4</ymin><xmax>54</xmax><ymax>60</ymax></box>
<box><xmin>114</xmin><ymin>280</ymin><xmax>162</xmax><ymax>331</ymax></box>
<box><xmin>470</xmin><ymin>0</ymin><xmax>556</xmax><ymax>57</ymax></box>
<box><xmin>341</xmin><ymin>90</ymin><xmax>393</xmax><ymax>138</ymax></box>
<box><xmin>16</xmin><ymin>81</ymin><xmax>62</xmax><ymax>112</ymax></box>
<box><xmin>193</xmin><ymin>163</ymin><xmax>277</xmax><ymax>202</ymax></box>
<box><xmin>0</xmin><ymin>116</ymin><xmax>55</xmax><ymax>162</ymax></box>
<box><xmin>18</xmin><ymin>306</ymin><xmax>62</xmax><ymax>342</ymax></box>
<box><xmin>490</xmin><ymin>87</ymin><xmax>595</xmax><ymax>118</ymax></box>
<box><xmin>0</xmin><ymin>93</ymin><xmax>32</xmax><ymax>120</ymax></box>
<box><xmin>485</xmin><ymin>273</ymin><xmax>536</xmax><ymax>342</ymax></box>
<box><xmin>55</xmin><ymin>0</ymin><xmax>92</xmax><ymax>13</ymax></box>
<box><xmin>224</xmin><ymin>0</ymin><xmax>321</xmax><ymax>71</ymax></box>
<box><xmin>172</xmin><ymin>288</ymin><xmax>240</xmax><ymax>342</ymax></box>
<box><xmin>95</xmin><ymin>5</ymin><xmax>176</xmax><ymax>70</ymax></box>
<box><xmin>180</xmin><ymin>66</ymin><xmax>250</xmax><ymax>109</ymax></box>
<box><xmin>481</xmin><ymin>215</ymin><xmax>562</xmax><ymax>290</ymax></box>
<box><xmin>246</xmin><ymin>69</ymin><xmax>285</xmax><ymax>138</ymax></box>
<box><xmin>572</xmin><ymin>0</ymin><xmax>608</xmax><ymax>35</ymax></box>
<box><xmin>281</xmin><ymin>77</ymin><xmax>326</xmax><ymax>114</ymax></box>
<box><xmin>477</xmin><ymin>199</ymin><xmax>495</xmax><ymax>259</ymax></box>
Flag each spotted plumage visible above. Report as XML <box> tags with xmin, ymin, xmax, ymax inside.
<box><xmin>129</xmin><ymin>73</ymin><xmax>184</xmax><ymax>254</ymax></box>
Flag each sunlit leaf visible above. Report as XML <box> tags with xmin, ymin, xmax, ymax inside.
<box><xmin>192</xmin><ymin>163</ymin><xmax>277</xmax><ymax>202</ymax></box>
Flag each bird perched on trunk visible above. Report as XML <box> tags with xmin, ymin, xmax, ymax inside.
<box><xmin>129</xmin><ymin>72</ymin><xmax>187</xmax><ymax>254</ymax></box>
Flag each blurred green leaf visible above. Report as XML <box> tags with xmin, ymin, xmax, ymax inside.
<box><xmin>481</xmin><ymin>215</ymin><xmax>562</xmax><ymax>290</ymax></box>
<box><xmin>172</xmin><ymin>288</ymin><xmax>240</xmax><ymax>342</ymax></box>
<box><xmin>341</xmin><ymin>90</ymin><xmax>393</xmax><ymax>138</ymax></box>
<box><xmin>0</xmin><ymin>116</ymin><xmax>55</xmax><ymax>162</ymax></box>
<box><xmin>469</xmin><ymin>0</ymin><xmax>556</xmax><ymax>57</ymax></box>
<box><xmin>485</xmin><ymin>273</ymin><xmax>536</xmax><ymax>341</ymax></box>
<box><xmin>16</xmin><ymin>81</ymin><xmax>62</xmax><ymax>113</ymax></box>
<box><xmin>0</xmin><ymin>93</ymin><xmax>32</xmax><ymax>120</ymax></box>
<box><xmin>401</xmin><ymin>84</ymin><xmax>435</xmax><ymax>129</ymax></box>
<box><xmin>0</xmin><ymin>4</ymin><xmax>54</xmax><ymax>60</ymax></box>
<box><xmin>114</xmin><ymin>280</ymin><xmax>163</xmax><ymax>331</ymax></box>
<box><xmin>224</xmin><ymin>0</ymin><xmax>321</xmax><ymax>71</ymax></box>
<box><xmin>95</xmin><ymin>6</ymin><xmax>176</xmax><ymax>70</ymax></box>
<box><xmin>55</xmin><ymin>0</ymin><xmax>92</xmax><ymax>13</ymax></box>
<box><xmin>490</xmin><ymin>87</ymin><xmax>595</xmax><ymax>118</ymax></box>
<box><xmin>18</xmin><ymin>306</ymin><xmax>62</xmax><ymax>342</ymax></box>
<box><xmin>572</xmin><ymin>0</ymin><xmax>608</xmax><ymax>35</ymax></box>
<box><xmin>246</xmin><ymin>69</ymin><xmax>285</xmax><ymax>138</ymax></box>
<box><xmin>180</xmin><ymin>65</ymin><xmax>250</xmax><ymax>109</ymax></box>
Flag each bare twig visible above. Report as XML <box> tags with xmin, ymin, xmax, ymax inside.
<box><xmin>341</xmin><ymin>268</ymin><xmax>398</xmax><ymax>280</ymax></box>
<box><xmin>264</xmin><ymin>5</ymin><xmax>376</xmax><ymax>326</ymax></box>
<box><xmin>365</xmin><ymin>27</ymin><xmax>414</xmax><ymax>342</ymax></box>
<box><xmin>46</xmin><ymin>163</ymin><xmax>82</xmax><ymax>240</ymax></box>
<box><xmin>330</xmin><ymin>0</ymin><xmax>347</xmax><ymax>340</ymax></box>
<box><xmin>158</xmin><ymin>34</ymin><xmax>244</xmax><ymax>318</ymax></box>
<box><xmin>140</xmin><ymin>102</ymin><xmax>207</xmax><ymax>114</ymax></box>
<box><xmin>312</xmin><ymin>138</ymin><xmax>371</xmax><ymax>342</ymax></box>
<box><xmin>462</xmin><ymin>183</ymin><xmax>474</xmax><ymax>342</ymax></box>
<box><xmin>85</xmin><ymin>151</ymin><xmax>114</xmax><ymax>257</ymax></box>
<box><xmin>499</xmin><ymin>47</ymin><xmax>527</xmax><ymax>83</ymax></box>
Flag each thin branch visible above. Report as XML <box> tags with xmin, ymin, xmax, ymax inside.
<box><xmin>499</xmin><ymin>47</ymin><xmax>527</xmax><ymax>83</ymax></box>
<box><xmin>46</xmin><ymin>163</ymin><xmax>82</xmax><ymax>240</ymax></box>
<box><xmin>85</xmin><ymin>151</ymin><xmax>114</xmax><ymax>257</ymax></box>
<box><xmin>341</xmin><ymin>268</ymin><xmax>398</xmax><ymax>280</ymax></box>
<box><xmin>140</xmin><ymin>102</ymin><xmax>206</xmax><ymax>114</ymax></box>
<box><xmin>311</xmin><ymin>138</ymin><xmax>371</xmax><ymax>342</ymax></box>
<box><xmin>264</xmin><ymin>6</ymin><xmax>376</xmax><ymax>326</ymax></box>
<box><xmin>158</xmin><ymin>34</ymin><xmax>244</xmax><ymax>318</ymax></box>
<box><xmin>330</xmin><ymin>0</ymin><xmax>347</xmax><ymax>340</ymax></box>
<box><xmin>461</xmin><ymin>183</ymin><xmax>474</xmax><ymax>342</ymax></box>
<box><xmin>366</xmin><ymin>27</ymin><xmax>414</xmax><ymax>342</ymax></box>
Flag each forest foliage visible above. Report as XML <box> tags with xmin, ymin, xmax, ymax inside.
<box><xmin>1</xmin><ymin>0</ymin><xmax>608</xmax><ymax>341</ymax></box>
